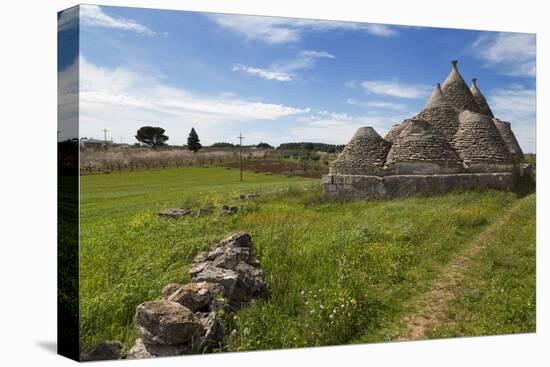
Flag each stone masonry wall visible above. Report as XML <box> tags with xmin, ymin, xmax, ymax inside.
<box><xmin>323</xmin><ymin>173</ymin><xmax>516</xmax><ymax>201</ymax></box>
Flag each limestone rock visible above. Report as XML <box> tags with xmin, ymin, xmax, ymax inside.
<box><xmin>221</xmin><ymin>205</ymin><xmax>238</xmax><ymax>215</ymax></box>
<box><xmin>127</xmin><ymin>338</ymin><xmax>192</xmax><ymax>359</ymax></box>
<box><xmin>165</xmin><ymin>282</ymin><xmax>223</xmax><ymax>312</ymax></box>
<box><xmin>135</xmin><ymin>300</ymin><xmax>204</xmax><ymax>345</ymax></box>
<box><xmin>197</xmin><ymin>208</ymin><xmax>213</xmax><ymax>217</ymax></box>
<box><xmin>190</xmin><ymin>232</ymin><xmax>268</xmax><ymax>304</ymax></box>
<box><xmin>190</xmin><ymin>262</ymin><xmax>239</xmax><ymax>298</ymax></box>
<box><xmin>161</xmin><ymin>283</ymin><xmax>182</xmax><ymax>299</ymax></box>
<box><xmin>158</xmin><ymin>208</ymin><xmax>193</xmax><ymax>219</ymax></box>
<box><xmin>81</xmin><ymin>340</ymin><xmax>124</xmax><ymax>361</ymax></box>
<box><xmin>196</xmin><ymin>312</ymin><xmax>224</xmax><ymax>350</ymax></box>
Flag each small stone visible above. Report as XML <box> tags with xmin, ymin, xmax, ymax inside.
<box><xmin>81</xmin><ymin>341</ymin><xmax>123</xmax><ymax>361</ymax></box>
<box><xmin>221</xmin><ymin>205</ymin><xmax>238</xmax><ymax>215</ymax></box>
<box><xmin>158</xmin><ymin>208</ymin><xmax>193</xmax><ymax>219</ymax></box>
<box><xmin>197</xmin><ymin>208</ymin><xmax>213</xmax><ymax>217</ymax></box>
<box><xmin>135</xmin><ymin>300</ymin><xmax>204</xmax><ymax>345</ymax></box>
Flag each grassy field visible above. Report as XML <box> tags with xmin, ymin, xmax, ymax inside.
<box><xmin>79</xmin><ymin>166</ymin><xmax>535</xmax><ymax>353</ymax></box>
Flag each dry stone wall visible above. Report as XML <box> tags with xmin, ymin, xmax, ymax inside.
<box><xmin>126</xmin><ymin>232</ymin><xmax>269</xmax><ymax>359</ymax></box>
<box><xmin>81</xmin><ymin>232</ymin><xmax>269</xmax><ymax>361</ymax></box>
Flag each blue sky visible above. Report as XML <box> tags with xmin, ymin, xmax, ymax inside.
<box><xmin>58</xmin><ymin>5</ymin><xmax>536</xmax><ymax>152</ymax></box>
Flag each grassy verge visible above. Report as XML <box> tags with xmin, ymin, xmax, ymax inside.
<box><xmin>427</xmin><ymin>194</ymin><xmax>536</xmax><ymax>338</ymax></box>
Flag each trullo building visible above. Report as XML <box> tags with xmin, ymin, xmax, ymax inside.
<box><xmin>323</xmin><ymin>60</ymin><xmax>524</xmax><ymax>200</ymax></box>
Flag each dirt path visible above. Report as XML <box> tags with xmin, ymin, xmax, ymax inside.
<box><xmin>397</xmin><ymin>196</ymin><xmax>530</xmax><ymax>341</ymax></box>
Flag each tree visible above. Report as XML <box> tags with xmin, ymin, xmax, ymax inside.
<box><xmin>257</xmin><ymin>142</ymin><xmax>273</xmax><ymax>149</ymax></box>
<box><xmin>187</xmin><ymin>128</ymin><xmax>202</xmax><ymax>153</ymax></box>
<box><xmin>135</xmin><ymin>126</ymin><xmax>168</xmax><ymax>148</ymax></box>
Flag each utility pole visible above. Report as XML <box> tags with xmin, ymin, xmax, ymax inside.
<box><xmin>102</xmin><ymin>128</ymin><xmax>109</xmax><ymax>146</ymax></box>
<box><xmin>237</xmin><ymin>133</ymin><xmax>244</xmax><ymax>182</ymax></box>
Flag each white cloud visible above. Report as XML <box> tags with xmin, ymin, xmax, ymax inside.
<box><xmin>232</xmin><ymin>65</ymin><xmax>291</xmax><ymax>81</ymax></box>
<box><xmin>489</xmin><ymin>84</ymin><xmax>536</xmax><ymax>153</ymax></box>
<box><xmin>472</xmin><ymin>32</ymin><xmax>535</xmax><ymax>77</ymax></box>
<box><xmin>346</xmin><ymin>98</ymin><xmax>408</xmax><ymax>110</ymax></box>
<box><xmin>58</xmin><ymin>5</ymin><xmax>156</xmax><ymax>35</ymax></box>
<box><xmin>300</xmin><ymin>50</ymin><xmax>335</xmax><ymax>59</ymax></box>
<box><xmin>208</xmin><ymin>13</ymin><xmax>397</xmax><ymax>44</ymax></box>
<box><xmin>72</xmin><ymin>57</ymin><xmax>309</xmax><ymax>144</ymax></box>
<box><xmin>291</xmin><ymin>110</ymin><xmax>410</xmax><ymax>143</ymax></box>
<box><xmin>361</xmin><ymin>79</ymin><xmax>432</xmax><ymax>99</ymax></box>
<box><xmin>233</xmin><ymin>50</ymin><xmax>335</xmax><ymax>81</ymax></box>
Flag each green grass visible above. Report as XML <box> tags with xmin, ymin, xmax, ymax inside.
<box><xmin>79</xmin><ymin>166</ymin><xmax>535</xmax><ymax>353</ymax></box>
<box><xmin>427</xmin><ymin>194</ymin><xmax>536</xmax><ymax>338</ymax></box>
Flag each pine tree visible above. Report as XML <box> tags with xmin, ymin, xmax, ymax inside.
<box><xmin>135</xmin><ymin>126</ymin><xmax>168</xmax><ymax>148</ymax></box>
<box><xmin>187</xmin><ymin>128</ymin><xmax>202</xmax><ymax>153</ymax></box>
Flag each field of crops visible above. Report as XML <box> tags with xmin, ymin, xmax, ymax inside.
<box><xmin>79</xmin><ymin>166</ymin><xmax>535</xmax><ymax>353</ymax></box>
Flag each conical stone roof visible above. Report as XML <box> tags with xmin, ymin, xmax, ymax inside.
<box><xmin>470</xmin><ymin>79</ymin><xmax>494</xmax><ymax>117</ymax></box>
<box><xmin>493</xmin><ymin>119</ymin><xmax>524</xmax><ymax>163</ymax></box>
<box><xmin>414</xmin><ymin>83</ymin><xmax>460</xmax><ymax>142</ymax></box>
<box><xmin>384</xmin><ymin>120</ymin><xmax>410</xmax><ymax>143</ymax></box>
<box><xmin>453</xmin><ymin>111</ymin><xmax>512</xmax><ymax>164</ymax></box>
<box><xmin>441</xmin><ymin>60</ymin><xmax>480</xmax><ymax>113</ymax></box>
<box><xmin>330</xmin><ymin>127</ymin><xmax>391</xmax><ymax>175</ymax></box>
<box><xmin>385</xmin><ymin>119</ymin><xmax>462</xmax><ymax>172</ymax></box>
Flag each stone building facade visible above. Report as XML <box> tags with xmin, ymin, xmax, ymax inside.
<box><xmin>324</xmin><ymin>60</ymin><xmax>524</xmax><ymax>200</ymax></box>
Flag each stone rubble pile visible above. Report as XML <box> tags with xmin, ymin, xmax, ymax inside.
<box><xmin>125</xmin><ymin>232</ymin><xmax>268</xmax><ymax>359</ymax></box>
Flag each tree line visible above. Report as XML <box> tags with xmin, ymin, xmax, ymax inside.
<box><xmin>134</xmin><ymin>126</ymin><xmax>344</xmax><ymax>152</ymax></box>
